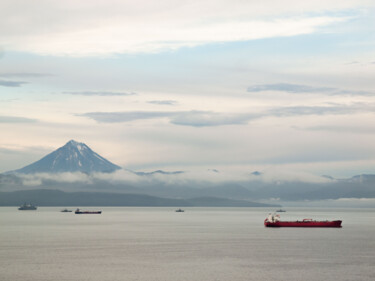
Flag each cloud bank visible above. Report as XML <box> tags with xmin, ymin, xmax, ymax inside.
<box><xmin>247</xmin><ymin>83</ymin><xmax>336</xmax><ymax>94</ymax></box>
<box><xmin>0</xmin><ymin>73</ymin><xmax>52</xmax><ymax>78</ymax></box>
<box><xmin>148</xmin><ymin>100</ymin><xmax>177</xmax><ymax>106</ymax></box>
<box><xmin>6</xmin><ymin>167</ymin><xmax>329</xmax><ymax>188</ymax></box>
<box><xmin>78</xmin><ymin>103</ymin><xmax>375</xmax><ymax>127</ymax></box>
<box><xmin>0</xmin><ymin>0</ymin><xmax>353</xmax><ymax>56</ymax></box>
<box><xmin>247</xmin><ymin>83</ymin><xmax>375</xmax><ymax>96</ymax></box>
<box><xmin>79</xmin><ymin>110</ymin><xmax>257</xmax><ymax>127</ymax></box>
<box><xmin>0</xmin><ymin>80</ymin><xmax>28</xmax><ymax>87</ymax></box>
<box><xmin>0</xmin><ymin>116</ymin><xmax>37</xmax><ymax>123</ymax></box>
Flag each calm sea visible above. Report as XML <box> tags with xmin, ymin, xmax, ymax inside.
<box><xmin>1</xmin><ymin>207</ymin><xmax>374</xmax><ymax>281</ymax></box>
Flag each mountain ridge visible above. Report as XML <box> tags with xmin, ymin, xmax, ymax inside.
<box><xmin>8</xmin><ymin>140</ymin><xmax>121</xmax><ymax>174</ymax></box>
<box><xmin>0</xmin><ymin>189</ymin><xmax>280</xmax><ymax>207</ymax></box>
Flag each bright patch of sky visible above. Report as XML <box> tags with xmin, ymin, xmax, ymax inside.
<box><xmin>1</xmin><ymin>0</ymin><xmax>375</xmax><ymax>180</ymax></box>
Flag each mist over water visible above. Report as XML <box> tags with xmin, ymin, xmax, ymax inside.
<box><xmin>1</xmin><ymin>207</ymin><xmax>374</xmax><ymax>281</ymax></box>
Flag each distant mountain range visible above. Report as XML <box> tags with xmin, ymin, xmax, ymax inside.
<box><xmin>2</xmin><ymin>171</ymin><xmax>375</xmax><ymax>204</ymax></box>
<box><xmin>1</xmin><ymin>140</ymin><xmax>374</xmax><ymax>206</ymax></box>
<box><xmin>0</xmin><ymin>189</ymin><xmax>280</xmax><ymax>207</ymax></box>
<box><xmin>7</xmin><ymin>140</ymin><xmax>121</xmax><ymax>174</ymax></box>
<box><xmin>132</xmin><ymin>170</ymin><xmax>184</xmax><ymax>176</ymax></box>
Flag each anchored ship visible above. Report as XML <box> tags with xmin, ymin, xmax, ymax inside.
<box><xmin>264</xmin><ymin>213</ymin><xmax>342</xmax><ymax>227</ymax></box>
<box><xmin>18</xmin><ymin>203</ymin><xmax>37</xmax><ymax>210</ymax></box>
<box><xmin>75</xmin><ymin>208</ymin><xmax>102</xmax><ymax>214</ymax></box>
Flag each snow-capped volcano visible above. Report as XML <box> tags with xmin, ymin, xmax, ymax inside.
<box><xmin>10</xmin><ymin>140</ymin><xmax>121</xmax><ymax>174</ymax></box>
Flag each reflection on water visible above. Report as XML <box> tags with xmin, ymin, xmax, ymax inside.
<box><xmin>1</xmin><ymin>207</ymin><xmax>374</xmax><ymax>281</ymax></box>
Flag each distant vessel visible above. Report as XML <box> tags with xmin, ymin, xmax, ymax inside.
<box><xmin>61</xmin><ymin>209</ymin><xmax>72</xmax><ymax>212</ymax></box>
<box><xmin>75</xmin><ymin>208</ymin><xmax>102</xmax><ymax>214</ymax></box>
<box><xmin>276</xmin><ymin>209</ymin><xmax>286</xmax><ymax>212</ymax></box>
<box><xmin>264</xmin><ymin>214</ymin><xmax>342</xmax><ymax>227</ymax></box>
<box><xmin>18</xmin><ymin>203</ymin><xmax>37</xmax><ymax>210</ymax></box>
<box><xmin>175</xmin><ymin>209</ymin><xmax>185</xmax><ymax>212</ymax></box>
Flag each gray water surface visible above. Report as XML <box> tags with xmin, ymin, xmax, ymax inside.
<box><xmin>1</xmin><ymin>207</ymin><xmax>374</xmax><ymax>281</ymax></box>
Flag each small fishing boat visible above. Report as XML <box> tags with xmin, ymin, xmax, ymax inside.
<box><xmin>175</xmin><ymin>209</ymin><xmax>185</xmax><ymax>212</ymax></box>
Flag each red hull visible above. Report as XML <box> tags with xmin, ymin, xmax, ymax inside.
<box><xmin>264</xmin><ymin>220</ymin><xmax>342</xmax><ymax>227</ymax></box>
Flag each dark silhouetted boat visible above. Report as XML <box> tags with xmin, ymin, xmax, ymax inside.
<box><xmin>18</xmin><ymin>203</ymin><xmax>37</xmax><ymax>210</ymax></box>
<box><xmin>75</xmin><ymin>208</ymin><xmax>102</xmax><ymax>214</ymax></box>
<box><xmin>264</xmin><ymin>213</ymin><xmax>342</xmax><ymax>227</ymax></box>
<box><xmin>175</xmin><ymin>208</ymin><xmax>185</xmax><ymax>212</ymax></box>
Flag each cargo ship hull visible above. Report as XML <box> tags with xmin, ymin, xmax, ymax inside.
<box><xmin>75</xmin><ymin>211</ymin><xmax>102</xmax><ymax>214</ymax></box>
<box><xmin>264</xmin><ymin>220</ymin><xmax>342</xmax><ymax>227</ymax></box>
<box><xmin>75</xmin><ymin>208</ymin><xmax>101</xmax><ymax>214</ymax></box>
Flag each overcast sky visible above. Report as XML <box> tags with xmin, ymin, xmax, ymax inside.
<box><xmin>1</xmin><ymin>0</ymin><xmax>375</xmax><ymax>179</ymax></box>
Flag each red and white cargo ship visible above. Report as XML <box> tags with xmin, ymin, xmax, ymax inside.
<box><xmin>264</xmin><ymin>213</ymin><xmax>342</xmax><ymax>227</ymax></box>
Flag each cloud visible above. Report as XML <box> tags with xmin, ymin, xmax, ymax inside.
<box><xmin>78</xmin><ymin>111</ymin><xmax>174</xmax><ymax>123</ymax></box>
<box><xmin>301</xmin><ymin>125</ymin><xmax>375</xmax><ymax>134</ymax></box>
<box><xmin>170</xmin><ymin>111</ymin><xmax>254</xmax><ymax>127</ymax></box>
<box><xmin>0</xmin><ymin>116</ymin><xmax>37</xmax><ymax>123</ymax></box>
<box><xmin>0</xmin><ymin>0</ymin><xmax>352</xmax><ymax>56</ymax></box>
<box><xmin>63</xmin><ymin>91</ymin><xmax>136</xmax><ymax>96</ymax></box>
<box><xmin>335</xmin><ymin>90</ymin><xmax>375</xmax><ymax>96</ymax></box>
<box><xmin>344</xmin><ymin>61</ymin><xmax>360</xmax><ymax>65</ymax></box>
<box><xmin>79</xmin><ymin>110</ymin><xmax>257</xmax><ymax>127</ymax></box>
<box><xmin>4</xmin><ymin>167</ymin><xmax>336</xmax><ymax>193</ymax></box>
<box><xmin>10</xmin><ymin>169</ymin><xmax>187</xmax><ymax>187</ymax></box>
<box><xmin>15</xmin><ymin>172</ymin><xmax>94</xmax><ymax>186</ymax></box>
<box><xmin>79</xmin><ymin>103</ymin><xmax>375</xmax><ymax>127</ymax></box>
<box><xmin>0</xmin><ymin>79</ymin><xmax>28</xmax><ymax>87</ymax></box>
<box><xmin>247</xmin><ymin>169</ymin><xmax>332</xmax><ymax>184</ymax></box>
<box><xmin>247</xmin><ymin>83</ymin><xmax>335</xmax><ymax>93</ymax></box>
<box><xmin>148</xmin><ymin>100</ymin><xmax>177</xmax><ymax>106</ymax></box>
<box><xmin>247</xmin><ymin>83</ymin><xmax>375</xmax><ymax>96</ymax></box>
<box><xmin>0</xmin><ymin>73</ymin><xmax>52</xmax><ymax>78</ymax></box>
<box><xmin>270</xmin><ymin>103</ymin><xmax>375</xmax><ymax>117</ymax></box>
<box><xmin>8</xmin><ymin>168</ymin><xmax>247</xmax><ymax>187</ymax></box>
<box><xmin>208</xmin><ymin>169</ymin><xmax>220</xmax><ymax>173</ymax></box>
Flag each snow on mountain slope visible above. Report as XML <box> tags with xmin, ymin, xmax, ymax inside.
<box><xmin>10</xmin><ymin>140</ymin><xmax>121</xmax><ymax>174</ymax></box>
